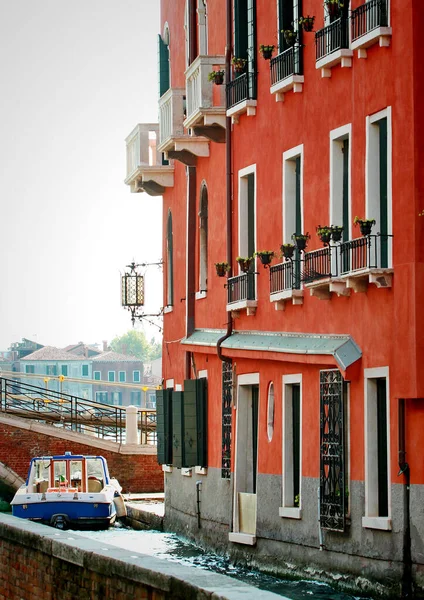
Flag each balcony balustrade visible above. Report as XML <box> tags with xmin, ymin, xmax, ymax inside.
<box><xmin>158</xmin><ymin>88</ymin><xmax>209</xmax><ymax>165</ymax></box>
<box><xmin>315</xmin><ymin>18</ymin><xmax>353</xmax><ymax>76</ymax></box>
<box><xmin>184</xmin><ymin>55</ymin><xmax>226</xmax><ymax>142</ymax></box>
<box><xmin>270</xmin><ymin>46</ymin><xmax>304</xmax><ymax>102</ymax></box>
<box><xmin>351</xmin><ymin>0</ymin><xmax>391</xmax><ymax>57</ymax></box>
<box><xmin>226</xmin><ymin>71</ymin><xmax>257</xmax><ymax>123</ymax></box>
<box><xmin>226</xmin><ymin>272</ymin><xmax>257</xmax><ymax>316</ymax></box>
<box><xmin>124</xmin><ymin>123</ymin><xmax>174</xmax><ymax>196</ymax></box>
<box><xmin>269</xmin><ymin>260</ymin><xmax>303</xmax><ymax>310</ymax></box>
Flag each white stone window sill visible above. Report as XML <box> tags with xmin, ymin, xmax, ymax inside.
<box><xmin>163</xmin><ymin>305</ymin><xmax>173</xmax><ymax>314</ymax></box>
<box><xmin>181</xmin><ymin>468</ymin><xmax>192</xmax><ymax>477</ymax></box>
<box><xmin>226</xmin><ymin>100</ymin><xmax>257</xmax><ymax>124</ymax></box>
<box><xmin>226</xmin><ymin>299</ymin><xmax>257</xmax><ymax>315</ymax></box>
<box><xmin>162</xmin><ymin>465</ymin><xmax>173</xmax><ymax>473</ymax></box>
<box><xmin>195</xmin><ymin>291</ymin><xmax>207</xmax><ymax>300</ymax></box>
<box><xmin>316</xmin><ymin>49</ymin><xmax>354</xmax><ymax>77</ymax></box>
<box><xmin>270</xmin><ymin>75</ymin><xmax>304</xmax><ymax>102</ymax></box>
<box><xmin>351</xmin><ymin>27</ymin><xmax>392</xmax><ymax>57</ymax></box>
<box><xmin>228</xmin><ymin>532</ymin><xmax>256</xmax><ymax>545</ymax></box>
<box><xmin>362</xmin><ymin>516</ymin><xmax>392</xmax><ymax>531</ymax></box>
<box><xmin>279</xmin><ymin>506</ymin><xmax>302</xmax><ymax>520</ymax></box>
<box><xmin>194</xmin><ymin>466</ymin><xmax>208</xmax><ymax>475</ymax></box>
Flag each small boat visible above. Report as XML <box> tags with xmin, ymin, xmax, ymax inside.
<box><xmin>11</xmin><ymin>451</ymin><xmax>126</xmax><ymax>530</ymax></box>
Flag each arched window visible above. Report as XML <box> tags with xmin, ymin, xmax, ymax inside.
<box><xmin>199</xmin><ymin>183</ymin><xmax>208</xmax><ymax>293</ymax></box>
<box><xmin>167</xmin><ymin>210</ymin><xmax>174</xmax><ymax>307</ymax></box>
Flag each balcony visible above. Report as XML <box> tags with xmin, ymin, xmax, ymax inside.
<box><xmin>158</xmin><ymin>88</ymin><xmax>210</xmax><ymax>166</ymax></box>
<box><xmin>226</xmin><ymin>273</ymin><xmax>257</xmax><ymax>316</ymax></box>
<box><xmin>351</xmin><ymin>0</ymin><xmax>392</xmax><ymax>58</ymax></box>
<box><xmin>226</xmin><ymin>72</ymin><xmax>257</xmax><ymax>123</ymax></box>
<box><xmin>124</xmin><ymin>124</ymin><xmax>174</xmax><ymax>196</ymax></box>
<box><xmin>315</xmin><ymin>18</ymin><xmax>353</xmax><ymax>77</ymax></box>
<box><xmin>270</xmin><ymin>46</ymin><xmax>304</xmax><ymax>102</ymax></box>
<box><xmin>184</xmin><ymin>55</ymin><xmax>226</xmax><ymax>143</ymax></box>
<box><xmin>269</xmin><ymin>261</ymin><xmax>304</xmax><ymax>310</ymax></box>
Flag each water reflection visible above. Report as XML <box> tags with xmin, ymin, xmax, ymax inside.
<box><xmin>79</xmin><ymin>525</ymin><xmax>369</xmax><ymax>600</ymax></box>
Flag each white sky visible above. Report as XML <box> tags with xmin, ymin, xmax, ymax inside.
<box><xmin>0</xmin><ymin>1</ymin><xmax>163</xmax><ymax>350</ymax></box>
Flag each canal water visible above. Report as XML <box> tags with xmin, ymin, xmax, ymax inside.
<box><xmin>79</xmin><ymin>524</ymin><xmax>370</xmax><ymax>600</ymax></box>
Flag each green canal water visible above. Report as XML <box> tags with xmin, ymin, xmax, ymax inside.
<box><xmin>79</xmin><ymin>525</ymin><xmax>371</xmax><ymax>600</ymax></box>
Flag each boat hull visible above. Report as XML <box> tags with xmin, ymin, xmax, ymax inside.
<box><xmin>12</xmin><ymin>498</ymin><xmax>116</xmax><ymax>529</ymax></box>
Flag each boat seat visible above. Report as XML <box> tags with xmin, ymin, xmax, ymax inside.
<box><xmin>87</xmin><ymin>479</ymin><xmax>103</xmax><ymax>493</ymax></box>
<box><xmin>37</xmin><ymin>480</ymin><xmax>49</xmax><ymax>493</ymax></box>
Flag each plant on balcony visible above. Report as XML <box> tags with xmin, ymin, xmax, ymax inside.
<box><xmin>236</xmin><ymin>256</ymin><xmax>254</xmax><ymax>273</ymax></box>
<box><xmin>324</xmin><ymin>0</ymin><xmax>344</xmax><ymax>19</ymax></box>
<box><xmin>282</xmin><ymin>29</ymin><xmax>297</xmax><ymax>46</ymax></box>
<box><xmin>316</xmin><ymin>226</ymin><xmax>332</xmax><ymax>244</ymax></box>
<box><xmin>298</xmin><ymin>15</ymin><xmax>315</xmax><ymax>32</ymax></box>
<box><xmin>259</xmin><ymin>44</ymin><xmax>275</xmax><ymax>60</ymax></box>
<box><xmin>254</xmin><ymin>250</ymin><xmax>275</xmax><ymax>266</ymax></box>
<box><xmin>330</xmin><ymin>225</ymin><xmax>344</xmax><ymax>242</ymax></box>
<box><xmin>292</xmin><ymin>232</ymin><xmax>310</xmax><ymax>252</ymax></box>
<box><xmin>215</xmin><ymin>261</ymin><xmax>230</xmax><ymax>277</ymax></box>
<box><xmin>280</xmin><ymin>243</ymin><xmax>296</xmax><ymax>260</ymax></box>
<box><xmin>208</xmin><ymin>70</ymin><xmax>225</xmax><ymax>85</ymax></box>
<box><xmin>232</xmin><ymin>57</ymin><xmax>247</xmax><ymax>73</ymax></box>
<box><xmin>354</xmin><ymin>216</ymin><xmax>376</xmax><ymax>236</ymax></box>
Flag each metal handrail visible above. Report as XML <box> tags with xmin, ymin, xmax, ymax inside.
<box><xmin>226</xmin><ymin>71</ymin><xmax>257</xmax><ymax>109</ymax></box>
<box><xmin>270</xmin><ymin>260</ymin><xmax>298</xmax><ymax>294</ymax></box>
<box><xmin>227</xmin><ymin>272</ymin><xmax>256</xmax><ymax>304</ymax></box>
<box><xmin>315</xmin><ymin>17</ymin><xmax>349</xmax><ymax>61</ymax></box>
<box><xmin>338</xmin><ymin>235</ymin><xmax>379</xmax><ymax>275</ymax></box>
<box><xmin>351</xmin><ymin>0</ymin><xmax>388</xmax><ymax>41</ymax></box>
<box><xmin>270</xmin><ymin>46</ymin><xmax>302</xmax><ymax>86</ymax></box>
<box><xmin>302</xmin><ymin>246</ymin><xmax>333</xmax><ymax>283</ymax></box>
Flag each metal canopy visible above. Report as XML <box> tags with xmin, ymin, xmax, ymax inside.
<box><xmin>181</xmin><ymin>329</ymin><xmax>361</xmax><ymax>371</ymax></box>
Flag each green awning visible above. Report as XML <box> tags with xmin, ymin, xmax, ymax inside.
<box><xmin>181</xmin><ymin>329</ymin><xmax>361</xmax><ymax>371</ymax></box>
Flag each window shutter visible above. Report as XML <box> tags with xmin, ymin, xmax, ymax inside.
<box><xmin>156</xmin><ymin>389</ymin><xmax>173</xmax><ymax>465</ymax></box>
<box><xmin>183</xmin><ymin>379</ymin><xmax>198</xmax><ymax>467</ymax></box>
<box><xmin>158</xmin><ymin>35</ymin><xmax>170</xmax><ymax>98</ymax></box>
<box><xmin>234</xmin><ymin>0</ymin><xmax>248</xmax><ymax>59</ymax></box>
<box><xmin>172</xmin><ymin>391</ymin><xmax>184</xmax><ymax>468</ymax></box>
<box><xmin>196</xmin><ymin>378</ymin><xmax>208</xmax><ymax>467</ymax></box>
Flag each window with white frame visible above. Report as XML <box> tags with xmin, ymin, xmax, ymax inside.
<box><xmin>283</xmin><ymin>145</ymin><xmax>303</xmax><ymax>243</ymax></box>
<box><xmin>93</xmin><ymin>371</ymin><xmax>101</xmax><ymax>381</ymax></box>
<box><xmin>198</xmin><ymin>182</ymin><xmax>208</xmax><ymax>293</ymax></box>
<box><xmin>238</xmin><ymin>166</ymin><xmax>256</xmax><ymax>271</ymax></box>
<box><xmin>133</xmin><ymin>370</ymin><xmax>141</xmax><ymax>383</ymax></box>
<box><xmin>366</xmin><ymin>108</ymin><xmax>392</xmax><ymax>268</ymax></box>
<box><xmin>330</xmin><ymin>124</ymin><xmax>351</xmax><ymax>242</ymax></box>
<box><xmin>119</xmin><ymin>371</ymin><xmax>126</xmax><ymax>383</ymax></box>
<box><xmin>363</xmin><ymin>367</ymin><xmax>391</xmax><ymax>530</ymax></box>
<box><xmin>280</xmin><ymin>374</ymin><xmax>302</xmax><ymax>519</ymax></box>
<box><xmin>108</xmin><ymin>371</ymin><xmax>115</xmax><ymax>383</ymax></box>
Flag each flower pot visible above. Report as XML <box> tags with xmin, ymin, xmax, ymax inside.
<box><xmin>262</xmin><ymin>49</ymin><xmax>273</xmax><ymax>59</ymax></box>
<box><xmin>318</xmin><ymin>231</ymin><xmax>331</xmax><ymax>244</ymax></box>
<box><xmin>293</xmin><ymin>237</ymin><xmax>308</xmax><ymax>252</ymax></box>
<box><xmin>302</xmin><ymin>20</ymin><xmax>314</xmax><ymax>32</ymax></box>
<box><xmin>359</xmin><ymin>221</ymin><xmax>373</xmax><ymax>236</ymax></box>
<box><xmin>237</xmin><ymin>260</ymin><xmax>252</xmax><ymax>273</ymax></box>
<box><xmin>281</xmin><ymin>245</ymin><xmax>295</xmax><ymax>260</ymax></box>
<box><xmin>258</xmin><ymin>254</ymin><xmax>273</xmax><ymax>266</ymax></box>
<box><xmin>215</xmin><ymin>264</ymin><xmax>228</xmax><ymax>277</ymax></box>
<box><xmin>331</xmin><ymin>228</ymin><xmax>343</xmax><ymax>242</ymax></box>
<box><xmin>284</xmin><ymin>32</ymin><xmax>297</xmax><ymax>46</ymax></box>
<box><xmin>214</xmin><ymin>72</ymin><xmax>224</xmax><ymax>85</ymax></box>
<box><xmin>234</xmin><ymin>66</ymin><xmax>246</xmax><ymax>74</ymax></box>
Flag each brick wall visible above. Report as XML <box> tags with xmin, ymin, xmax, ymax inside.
<box><xmin>0</xmin><ymin>422</ymin><xmax>163</xmax><ymax>493</ymax></box>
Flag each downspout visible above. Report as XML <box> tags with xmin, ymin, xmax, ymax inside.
<box><xmin>398</xmin><ymin>398</ymin><xmax>412</xmax><ymax>598</ymax></box>
<box><xmin>217</xmin><ymin>0</ymin><xmax>233</xmax><ymax>362</ymax></box>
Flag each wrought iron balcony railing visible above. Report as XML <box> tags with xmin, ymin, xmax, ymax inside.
<box><xmin>270</xmin><ymin>46</ymin><xmax>302</xmax><ymax>86</ymax></box>
<box><xmin>270</xmin><ymin>260</ymin><xmax>300</xmax><ymax>294</ymax></box>
<box><xmin>227</xmin><ymin>272</ymin><xmax>256</xmax><ymax>304</ymax></box>
<box><xmin>302</xmin><ymin>247</ymin><xmax>334</xmax><ymax>283</ymax></box>
<box><xmin>226</xmin><ymin>71</ymin><xmax>257</xmax><ymax>110</ymax></box>
<box><xmin>315</xmin><ymin>18</ymin><xmax>350</xmax><ymax>61</ymax></box>
<box><xmin>351</xmin><ymin>0</ymin><xmax>388</xmax><ymax>42</ymax></box>
<box><xmin>338</xmin><ymin>235</ymin><xmax>379</xmax><ymax>275</ymax></box>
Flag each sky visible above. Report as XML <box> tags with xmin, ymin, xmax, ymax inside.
<box><xmin>0</xmin><ymin>1</ymin><xmax>163</xmax><ymax>350</ymax></box>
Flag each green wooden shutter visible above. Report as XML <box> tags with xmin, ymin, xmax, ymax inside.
<box><xmin>279</xmin><ymin>0</ymin><xmax>294</xmax><ymax>50</ymax></box>
<box><xmin>156</xmin><ymin>389</ymin><xmax>173</xmax><ymax>465</ymax></box>
<box><xmin>377</xmin><ymin>379</ymin><xmax>388</xmax><ymax>517</ymax></box>
<box><xmin>234</xmin><ymin>0</ymin><xmax>248</xmax><ymax>59</ymax></box>
<box><xmin>378</xmin><ymin>118</ymin><xmax>388</xmax><ymax>268</ymax></box>
<box><xmin>172</xmin><ymin>391</ymin><xmax>184</xmax><ymax>468</ymax></box>
<box><xmin>292</xmin><ymin>384</ymin><xmax>300</xmax><ymax>502</ymax></box>
<box><xmin>247</xmin><ymin>0</ymin><xmax>256</xmax><ymax>98</ymax></box>
<box><xmin>183</xmin><ymin>379</ymin><xmax>198</xmax><ymax>467</ymax></box>
<box><xmin>251</xmin><ymin>385</ymin><xmax>259</xmax><ymax>494</ymax></box>
<box><xmin>342</xmin><ymin>138</ymin><xmax>349</xmax><ymax>242</ymax></box>
<box><xmin>158</xmin><ymin>35</ymin><xmax>170</xmax><ymax>98</ymax></box>
<box><xmin>196</xmin><ymin>378</ymin><xmax>208</xmax><ymax>467</ymax></box>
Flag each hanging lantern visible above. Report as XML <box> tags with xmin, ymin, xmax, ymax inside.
<box><xmin>121</xmin><ymin>263</ymin><xmax>144</xmax><ymax>309</ymax></box>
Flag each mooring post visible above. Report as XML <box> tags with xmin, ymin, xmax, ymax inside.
<box><xmin>125</xmin><ymin>405</ymin><xmax>138</xmax><ymax>444</ymax></box>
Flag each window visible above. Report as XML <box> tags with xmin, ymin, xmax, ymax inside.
<box><xmin>283</xmin><ymin>145</ymin><xmax>303</xmax><ymax>287</ymax></box>
<box><xmin>119</xmin><ymin>371</ymin><xmax>126</xmax><ymax>383</ymax></box>
<box><xmin>166</xmin><ymin>209</ymin><xmax>174</xmax><ymax>307</ymax></box>
<box><xmin>280</xmin><ymin>375</ymin><xmax>302</xmax><ymax>519</ymax></box>
<box><xmin>131</xmin><ymin>391</ymin><xmax>142</xmax><ymax>406</ymax></box>
<box><xmin>93</xmin><ymin>371</ymin><xmax>101</xmax><ymax>381</ymax></box>
<box><xmin>158</xmin><ymin>30</ymin><xmax>170</xmax><ymax>98</ymax></box>
<box><xmin>238</xmin><ymin>166</ymin><xmax>256</xmax><ymax>271</ymax></box>
<box><xmin>133</xmin><ymin>370</ymin><xmax>141</xmax><ymax>383</ymax></box>
<box><xmin>46</xmin><ymin>365</ymin><xmax>57</xmax><ymax>376</ymax></box>
<box><xmin>82</xmin><ymin>365</ymin><xmax>89</xmax><ymax>377</ymax></box>
<box><xmin>366</xmin><ymin>108</ymin><xmax>392</xmax><ymax>268</ymax></box>
<box><xmin>278</xmin><ymin>0</ymin><xmax>301</xmax><ymax>51</ymax></box>
<box><xmin>267</xmin><ymin>382</ymin><xmax>275</xmax><ymax>442</ymax></box>
<box><xmin>61</xmin><ymin>365</ymin><xmax>68</xmax><ymax>377</ymax></box>
<box><xmin>198</xmin><ymin>182</ymin><xmax>208</xmax><ymax>294</ymax></box>
<box><xmin>234</xmin><ymin>0</ymin><xmax>257</xmax><ymax>97</ymax></box>
<box><xmin>363</xmin><ymin>367</ymin><xmax>391</xmax><ymax>530</ymax></box>
<box><xmin>95</xmin><ymin>391</ymin><xmax>108</xmax><ymax>403</ymax></box>
<box><xmin>110</xmin><ymin>392</ymin><xmax>122</xmax><ymax>405</ymax></box>
<box><xmin>25</xmin><ymin>365</ymin><xmax>35</xmax><ymax>374</ymax></box>
<box><xmin>108</xmin><ymin>371</ymin><xmax>116</xmax><ymax>382</ymax></box>
<box><xmin>330</xmin><ymin>125</ymin><xmax>351</xmax><ymax>242</ymax></box>
<box><xmin>198</xmin><ymin>0</ymin><xmax>208</xmax><ymax>55</ymax></box>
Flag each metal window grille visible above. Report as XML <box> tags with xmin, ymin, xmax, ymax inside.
<box><xmin>221</xmin><ymin>360</ymin><xmax>233</xmax><ymax>479</ymax></box>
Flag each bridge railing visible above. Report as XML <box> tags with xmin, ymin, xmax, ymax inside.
<box><xmin>0</xmin><ymin>377</ymin><xmax>156</xmax><ymax>445</ymax></box>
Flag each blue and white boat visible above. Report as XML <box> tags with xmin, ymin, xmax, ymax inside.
<box><xmin>11</xmin><ymin>452</ymin><xmax>126</xmax><ymax>529</ymax></box>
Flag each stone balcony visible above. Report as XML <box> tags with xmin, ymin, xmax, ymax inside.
<box><xmin>124</xmin><ymin>123</ymin><xmax>174</xmax><ymax>196</ymax></box>
<box><xmin>184</xmin><ymin>55</ymin><xmax>226</xmax><ymax>143</ymax></box>
<box><xmin>158</xmin><ymin>88</ymin><xmax>210</xmax><ymax>166</ymax></box>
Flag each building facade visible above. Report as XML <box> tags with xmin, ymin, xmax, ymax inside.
<box><xmin>92</xmin><ymin>351</ymin><xmax>145</xmax><ymax>407</ymax></box>
<box><xmin>126</xmin><ymin>0</ymin><xmax>424</xmax><ymax>596</ymax></box>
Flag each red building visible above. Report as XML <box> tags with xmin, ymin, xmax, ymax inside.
<box><xmin>126</xmin><ymin>0</ymin><xmax>424</xmax><ymax>596</ymax></box>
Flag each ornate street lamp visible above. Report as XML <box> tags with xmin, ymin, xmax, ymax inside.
<box><xmin>121</xmin><ymin>261</ymin><xmax>163</xmax><ymax>329</ymax></box>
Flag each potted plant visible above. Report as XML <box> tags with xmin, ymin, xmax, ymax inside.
<box><xmin>324</xmin><ymin>0</ymin><xmax>344</xmax><ymax>19</ymax></box>
<box><xmin>292</xmin><ymin>232</ymin><xmax>310</xmax><ymax>252</ymax></box>
<box><xmin>280</xmin><ymin>243</ymin><xmax>296</xmax><ymax>260</ymax></box>
<box><xmin>208</xmin><ymin>70</ymin><xmax>225</xmax><ymax>85</ymax></box>
<box><xmin>215</xmin><ymin>261</ymin><xmax>231</xmax><ymax>277</ymax></box>
<box><xmin>236</xmin><ymin>256</ymin><xmax>253</xmax><ymax>273</ymax></box>
<box><xmin>316</xmin><ymin>225</ymin><xmax>332</xmax><ymax>244</ymax></box>
<box><xmin>282</xmin><ymin>29</ymin><xmax>297</xmax><ymax>46</ymax></box>
<box><xmin>232</xmin><ymin>57</ymin><xmax>247</xmax><ymax>73</ymax></box>
<box><xmin>254</xmin><ymin>250</ymin><xmax>275</xmax><ymax>266</ymax></box>
<box><xmin>259</xmin><ymin>44</ymin><xmax>275</xmax><ymax>60</ymax></box>
<box><xmin>330</xmin><ymin>225</ymin><xmax>343</xmax><ymax>242</ymax></box>
<box><xmin>298</xmin><ymin>15</ymin><xmax>315</xmax><ymax>32</ymax></box>
<box><xmin>354</xmin><ymin>216</ymin><xmax>376</xmax><ymax>236</ymax></box>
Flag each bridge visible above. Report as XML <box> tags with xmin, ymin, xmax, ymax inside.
<box><xmin>0</xmin><ymin>377</ymin><xmax>163</xmax><ymax>498</ymax></box>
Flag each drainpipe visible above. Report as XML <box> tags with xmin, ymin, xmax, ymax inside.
<box><xmin>398</xmin><ymin>398</ymin><xmax>412</xmax><ymax>598</ymax></box>
<box><xmin>217</xmin><ymin>0</ymin><xmax>233</xmax><ymax>362</ymax></box>
<box><xmin>196</xmin><ymin>480</ymin><xmax>202</xmax><ymax>528</ymax></box>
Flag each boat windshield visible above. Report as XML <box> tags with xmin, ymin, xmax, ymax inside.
<box><xmin>86</xmin><ymin>458</ymin><xmax>105</xmax><ymax>486</ymax></box>
<box><xmin>33</xmin><ymin>460</ymin><xmax>50</xmax><ymax>481</ymax></box>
